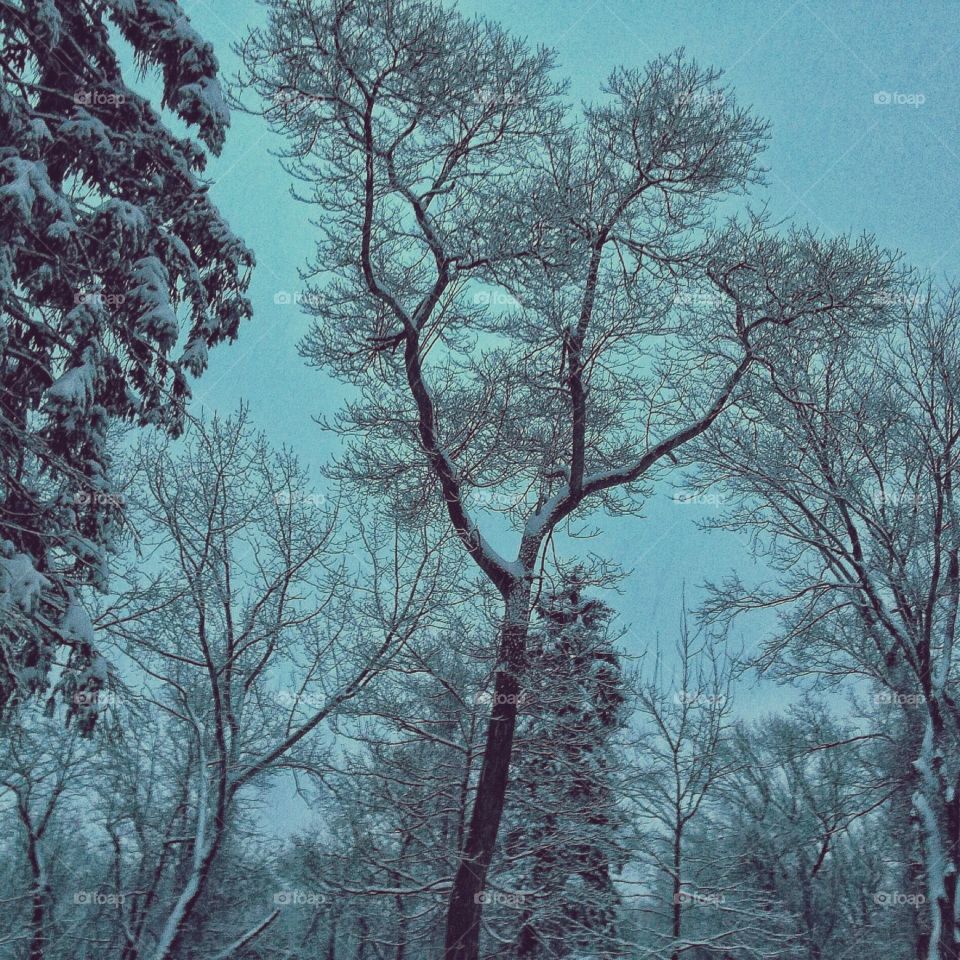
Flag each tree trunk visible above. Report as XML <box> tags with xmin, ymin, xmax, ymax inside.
<box><xmin>325</xmin><ymin>914</ymin><xmax>337</xmax><ymax>960</ymax></box>
<box><xmin>19</xmin><ymin>811</ymin><xmax>47</xmax><ymax>960</ymax></box>
<box><xmin>26</xmin><ymin>837</ymin><xmax>46</xmax><ymax>960</ymax></box>
<box><xmin>395</xmin><ymin>893</ymin><xmax>408</xmax><ymax>960</ymax></box>
<box><xmin>515</xmin><ymin>908</ymin><xmax>539</xmax><ymax>959</ymax></box>
<box><xmin>795</xmin><ymin>850</ymin><xmax>821</xmax><ymax>960</ymax></box>
<box><xmin>515</xmin><ymin>832</ymin><xmax>550</xmax><ymax>959</ymax></box>
<box><xmin>914</xmin><ymin>784</ymin><xmax>960</xmax><ymax>960</ymax></box>
<box><xmin>444</xmin><ymin>585</ymin><xmax>530</xmax><ymax>960</ymax></box>
<box><xmin>913</xmin><ymin>704</ymin><xmax>960</xmax><ymax>960</ymax></box>
<box><xmin>356</xmin><ymin>915</ymin><xmax>369</xmax><ymax>960</ymax></box>
<box><xmin>944</xmin><ymin>789</ymin><xmax>960</xmax><ymax>960</ymax></box>
<box><xmin>671</xmin><ymin>822</ymin><xmax>682</xmax><ymax>960</ymax></box>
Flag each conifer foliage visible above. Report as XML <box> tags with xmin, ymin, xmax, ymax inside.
<box><xmin>506</xmin><ymin>576</ymin><xmax>628</xmax><ymax>958</ymax></box>
<box><xmin>0</xmin><ymin>0</ymin><xmax>253</xmax><ymax>722</ymax></box>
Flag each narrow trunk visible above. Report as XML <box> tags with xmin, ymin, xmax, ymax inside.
<box><xmin>356</xmin><ymin>915</ymin><xmax>369</xmax><ymax>960</ymax></box>
<box><xmin>926</xmin><ymin>787</ymin><xmax>960</xmax><ymax>960</ymax></box>
<box><xmin>943</xmin><ymin>785</ymin><xmax>960</xmax><ymax>960</ymax></box>
<box><xmin>515</xmin><ymin>909</ymin><xmax>539</xmax><ymax>959</ymax></box>
<box><xmin>394</xmin><ymin>893</ymin><xmax>408</xmax><ymax>960</ymax></box>
<box><xmin>796</xmin><ymin>852</ymin><xmax>821</xmax><ymax>960</ymax></box>
<box><xmin>894</xmin><ymin>704</ymin><xmax>931</xmax><ymax>960</ymax></box>
<box><xmin>912</xmin><ymin>707</ymin><xmax>960</xmax><ymax>960</ymax></box>
<box><xmin>915</xmin><ymin>784</ymin><xmax>960</xmax><ymax>960</ymax></box>
<box><xmin>325</xmin><ymin>914</ymin><xmax>337</xmax><ymax>960</ymax></box>
<box><xmin>455</xmin><ymin>727</ymin><xmax>476</xmax><ymax>855</ymax></box>
<box><xmin>19</xmin><ymin>807</ymin><xmax>47</xmax><ymax>960</ymax></box>
<box><xmin>515</xmin><ymin>835</ymin><xmax>549</xmax><ymax>959</ymax></box>
<box><xmin>444</xmin><ymin>587</ymin><xmax>529</xmax><ymax>960</ymax></box>
<box><xmin>26</xmin><ymin>834</ymin><xmax>46</xmax><ymax>960</ymax></box>
<box><xmin>671</xmin><ymin>822</ymin><xmax>682</xmax><ymax>960</ymax></box>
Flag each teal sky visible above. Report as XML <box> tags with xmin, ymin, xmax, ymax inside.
<box><xmin>161</xmin><ymin>0</ymin><xmax>959</xmax><ymax>707</ymax></box>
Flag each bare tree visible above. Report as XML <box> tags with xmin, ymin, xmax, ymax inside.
<box><xmin>698</xmin><ymin>285</ymin><xmax>960</xmax><ymax>960</ymax></box>
<box><xmin>89</xmin><ymin>410</ymin><xmax>450</xmax><ymax>960</ymax></box>
<box><xmin>625</xmin><ymin>612</ymin><xmax>759</xmax><ymax>959</ymax></box>
<box><xmin>286</xmin><ymin>623</ymin><xmax>489</xmax><ymax>960</ymax></box>
<box><xmin>237</xmin><ymin>3</ymin><xmax>898</xmax><ymax>956</ymax></box>
<box><xmin>0</xmin><ymin>714</ymin><xmax>93</xmax><ymax>960</ymax></box>
<box><xmin>715</xmin><ymin>704</ymin><xmax>898</xmax><ymax>960</ymax></box>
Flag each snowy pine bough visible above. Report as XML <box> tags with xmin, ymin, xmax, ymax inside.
<box><xmin>0</xmin><ymin>0</ymin><xmax>253</xmax><ymax>725</ymax></box>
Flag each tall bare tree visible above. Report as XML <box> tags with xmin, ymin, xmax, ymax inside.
<box><xmin>715</xmin><ymin>705</ymin><xmax>898</xmax><ymax>960</ymax></box>
<box><xmin>626</xmin><ymin>613</ymin><xmax>754</xmax><ymax>960</ymax></box>
<box><xmin>89</xmin><ymin>411</ymin><xmax>450</xmax><ymax>960</ymax></box>
<box><xmin>0</xmin><ymin>713</ymin><xmax>92</xmax><ymax>960</ymax></box>
<box><xmin>238</xmin><ymin>2</ymin><xmax>898</xmax><ymax>954</ymax></box>
<box><xmin>698</xmin><ymin>286</ymin><xmax>960</xmax><ymax>960</ymax></box>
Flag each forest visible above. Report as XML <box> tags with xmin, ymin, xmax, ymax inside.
<box><xmin>0</xmin><ymin>1</ymin><xmax>957</xmax><ymax>959</ymax></box>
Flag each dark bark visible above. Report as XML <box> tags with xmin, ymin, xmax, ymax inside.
<box><xmin>356</xmin><ymin>915</ymin><xmax>369</xmax><ymax>960</ymax></box>
<box><xmin>671</xmin><ymin>823</ymin><xmax>682</xmax><ymax>960</ymax></box>
<box><xmin>17</xmin><ymin>800</ymin><xmax>47</xmax><ymax>960</ymax></box>
<box><xmin>443</xmin><ymin>597</ymin><xmax>528</xmax><ymax>960</ymax></box>
<box><xmin>26</xmin><ymin>833</ymin><xmax>47</xmax><ymax>960</ymax></box>
<box><xmin>933</xmin><ymin>784</ymin><xmax>960</xmax><ymax>960</ymax></box>
<box><xmin>325</xmin><ymin>914</ymin><xmax>337</xmax><ymax>960</ymax></box>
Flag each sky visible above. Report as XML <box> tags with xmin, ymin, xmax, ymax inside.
<box><xmin>151</xmin><ymin>0</ymin><xmax>960</xmax><ymax>715</ymax></box>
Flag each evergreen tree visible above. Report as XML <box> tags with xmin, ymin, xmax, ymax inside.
<box><xmin>502</xmin><ymin>574</ymin><xmax>628</xmax><ymax>959</ymax></box>
<box><xmin>0</xmin><ymin>0</ymin><xmax>253</xmax><ymax>722</ymax></box>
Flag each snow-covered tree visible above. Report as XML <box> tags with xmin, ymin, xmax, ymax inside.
<box><xmin>72</xmin><ymin>412</ymin><xmax>443</xmax><ymax>960</ymax></box>
<box><xmin>500</xmin><ymin>576</ymin><xmax>629</xmax><ymax>958</ymax></box>
<box><xmin>0</xmin><ymin>711</ymin><xmax>95</xmax><ymax>960</ymax></box>
<box><xmin>238</xmin><ymin>2</ymin><xmax>899</xmax><ymax>954</ymax></box>
<box><xmin>0</xmin><ymin>0</ymin><xmax>254</xmax><ymax>720</ymax></box>
<box><xmin>711</xmin><ymin>705</ymin><xmax>898</xmax><ymax>960</ymax></box>
<box><xmin>699</xmin><ymin>285</ymin><xmax>960</xmax><ymax>960</ymax></box>
<box><xmin>625</xmin><ymin>613</ymin><xmax>770</xmax><ymax>960</ymax></box>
